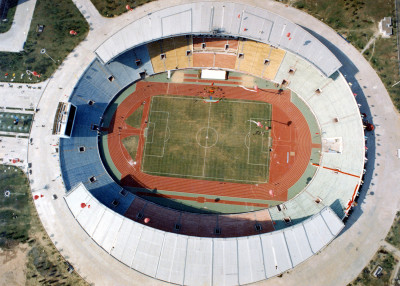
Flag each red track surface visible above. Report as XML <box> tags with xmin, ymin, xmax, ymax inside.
<box><xmin>193</xmin><ymin>37</ymin><xmax>239</xmax><ymax>50</ymax></box>
<box><xmin>106</xmin><ymin>81</ymin><xmax>313</xmax><ymax>204</ymax></box>
<box><xmin>193</xmin><ymin>53</ymin><xmax>237</xmax><ymax>69</ymax></box>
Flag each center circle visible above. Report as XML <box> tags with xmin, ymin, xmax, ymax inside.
<box><xmin>196</xmin><ymin>127</ymin><xmax>218</xmax><ymax>148</ymax></box>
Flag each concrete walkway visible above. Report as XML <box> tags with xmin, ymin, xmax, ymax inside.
<box><xmin>72</xmin><ymin>0</ymin><xmax>105</xmax><ymax>31</ymax></box>
<box><xmin>382</xmin><ymin>241</ymin><xmax>400</xmax><ymax>259</ymax></box>
<box><xmin>26</xmin><ymin>0</ymin><xmax>400</xmax><ymax>286</ymax></box>
<box><xmin>0</xmin><ymin>0</ymin><xmax>37</xmax><ymax>52</ymax></box>
<box><xmin>361</xmin><ymin>31</ymin><xmax>380</xmax><ymax>55</ymax></box>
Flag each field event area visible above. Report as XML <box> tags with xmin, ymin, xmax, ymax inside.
<box><xmin>141</xmin><ymin>95</ymin><xmax>272</xmax><ymax>183</ymax></box>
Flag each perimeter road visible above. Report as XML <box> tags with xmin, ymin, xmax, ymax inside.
<box><xmin>26</xmin><ymin>0</ymin><xmax>400</xmax><ymax>286</ymax></box>
<box><xmin>396</xmin><ymin>0</ymin><xmax>400</xmax><ymax>75</ymax></box>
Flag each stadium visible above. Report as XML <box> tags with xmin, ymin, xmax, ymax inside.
<box><xmin>51</xmin><ymin>2</ymin><xmax>367</xmax><ymax>285</ymax></box>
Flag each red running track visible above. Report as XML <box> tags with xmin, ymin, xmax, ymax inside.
<box><xmin>106</xmin><ymin>81</ymin><xmax>313</xmax><ymax>203</ymax></box>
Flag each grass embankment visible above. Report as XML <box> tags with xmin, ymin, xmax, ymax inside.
<box><xmin>0</xmin><ymin>165</ymin><xmax>88</xmax><ymax>285</ymax></box>
<box><xmin>386</xmin><ymin>211</ymin><xmax>400</xmax><ymax>248</ymax></box>
<box><xmin>0</xmin><ymin>165</ymin><xmax>32</xmax><ymax>248</ymax></box>
<box><xmin>126</xmin><ymin>105</ymin><xmax>144</xmax><ymax>128</ymax></box>
<box><xmin>122</xmin><ymin>135</ymin><xmax>139</xmax><ymax>161</ymax></box>
<box><xmin>348</xmin><ymin>248</ymin><xmax>398</xmax><ymax>286</ymax></box>
<box><xmin>349</xmin><ymin>212</ymin><xmax>400</xmax><ymax>285</ymax></box>
<box><xmin>0</xmin><ymin>0</ymin><xmax>89</xmax><ymax>83</ymax></box>
<box><xmin>281</xmin><ymin>0</ymin><xmax>400</xmax><ymax>111</ymax></box>
<box><xmin>90</xmin><ymin>0</ymin><xmax>153</xmax><ymax>17</ymax></box>
<box><xmin>364</xmin><ymin>33</ymin><xmax>400</xmax><ymax>110</ymax></box>
<box><xmin>0</xmin><ymin>0</ymin><xmax>18</xmax><ymax>34</ymax></box>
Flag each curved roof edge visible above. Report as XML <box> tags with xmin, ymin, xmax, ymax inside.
<box><xmin>65</xmin><ymin>182</ymin><xmax>344</xmax><ymax>286</ymax></box>
<box><xmin>94</xmin><ymin>2</ymin><xmax>342</xmax><ymax>77</ymax></box>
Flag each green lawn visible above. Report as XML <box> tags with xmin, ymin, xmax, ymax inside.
<box><xmin>386</xmin><ymin>211</ymin><xmax>400</xmax><ymax>248</ymax></box>
<box><xmin>349</xmin><ymin>248</ymin><xmax>398</xmax><ymax>286</ymax></box>
<box><xmin>141</xmin><ymin>95</ymin><xmax>272</xmax><ymax>183</ymax></box>
<box><xmin>125</xmin><ymin>104</ymin><xmax>143</xmax><ymax>128</ymax></box>
<box><xmin>90</xmin><ymin>0</ymin><xmax>153</xmax><ymax>17</ymax></box>
<box><xmin>0</xmin><ymin>0</ymin><xmax>89</xmax><ymax>83</ymax></box>
<box><xmin>365</xmin><ymin>36</ymin><xmax>400</xmax><ymax>111</ymax></box>
<box><xmin>0</xmin><ymin>165</ymin><xmax>31</xmax><ymax>248</ymax></box>
<box><xmin>0</xmin><ymin>112</ymin><xmax>33</xmax><ymax>133</ymax></box>
<box><xmin>122</xmin><ymin>135</ymin><xmax>139</xmax><ymax>162</ymax></box>
<box><xmin>291</xmin><ymin>0</ymin><xmax>391</xmax><ymax>48</ymax></box>
<box><xmin>0</xmin><ymin>164</ymin><xmax>88</xmax><ymax>284</ymax></box>
<box><xmin>281</xmin><ymin>0</ymin><xmax>400</xmax><ymax>112</ymax></box>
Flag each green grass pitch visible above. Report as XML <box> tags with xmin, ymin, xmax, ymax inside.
<box><xmin>141</xmin><ymin>95</ymin><xmax>272</xmax><ymax>183</ymax></box>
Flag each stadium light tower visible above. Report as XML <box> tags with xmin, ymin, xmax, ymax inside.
<box><xmin>40</xmin><ymin>48</ymin><xmax>56</xmax><ymax>63</ymax></box>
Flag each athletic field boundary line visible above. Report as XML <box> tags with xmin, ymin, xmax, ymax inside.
<box><xmin>142</xmin><ymin>169</ymin><xmax>269</xmax><ymax>184</ymax></box>
<box><xmin>152</xmin><ymin>95</ymin><xmax>270</xmax><ymax>105</ymax></box>
<box><xmin>142</xmin><ymin>96</ymin><xmax>271</xmax><ymax>182</ymax></box>
<box><xmin>146</xmin><ymin>122</ymin><xmax>155</xmax><ymax>144</ymax></box>
<box><xmin>247</xmin><ymin>117</ymin><xmax>271</xmax><ymax>167</ymax></box>
<box><xmin>142</xmin><ymin>110</ymin><xmax>170</xmax><ymax>169</ymax></box>
<box><xmin>202</xmin><ymin>102</ymin><xmax>212</xmax><ymax>176</ymax></box>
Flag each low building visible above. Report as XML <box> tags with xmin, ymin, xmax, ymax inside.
<box><xmin>379</xmin><ymin>17</ymin><xmax>393</xmax><ymax>38</ymax></box>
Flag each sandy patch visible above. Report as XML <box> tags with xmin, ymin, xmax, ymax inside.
<box><xmin>170</xmin><ymin>70</ymin><xmax>185</xmax><ymax>83</ymax></box>
<box><xmin>0</xmin><ymin>245</ymin><xmax>28</xmax><ymax>286</ymax></box>
<box><xmin>241</xmin><ymin>75</ymin><xmax>255</xmax><ymax>88</ymax></box>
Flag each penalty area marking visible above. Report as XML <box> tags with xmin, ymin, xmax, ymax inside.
<box><xmin>142</xmin><ymin>111</ymin><xmax>169</xmax><ymax>159</ymax></box>
<box><xmin>145</xmin><ymin>122</ymin><xmax>156</xmax><ymax>143</ymax></box>
<box><xmin>247</xmin><ymin>117</ymin><xmax>271</xmax><ymax>167</ymax></box>
<box><xmin>164</xmin><ymin>127</ymin><xmax>171</xmax><ymax>143</ymax></box>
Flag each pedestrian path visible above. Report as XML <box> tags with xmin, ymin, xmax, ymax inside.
<box><xmin>0</xmin><ymin>0</ymin><xmax>37</xmax><ymax>52</ymax></box>
<box><xmin>361</xmin><ymin>30</ymin><xmax>380</xmax><ymax>55</ymax></box>
<box><xmin>72</xmin><ymin>0</ymin><xmax>105</xmax><ymax>31</ymax></box>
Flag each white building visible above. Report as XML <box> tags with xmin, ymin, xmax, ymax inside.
<box><xmin>379</xmin><ymin>17</ymin><xmax>393</xmax><ymax>38</ymax></box>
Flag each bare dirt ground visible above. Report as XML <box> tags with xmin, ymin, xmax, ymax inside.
<box><xmin>0</xmin><ymin>244</ymin><xmax>27</xmax><ymax>286</ymax></box>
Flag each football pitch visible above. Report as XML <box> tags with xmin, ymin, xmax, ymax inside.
<box><xmin>141</xmin><ymin>95</ymin><xmax>272</xmax><ymax>183</ymax></box>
